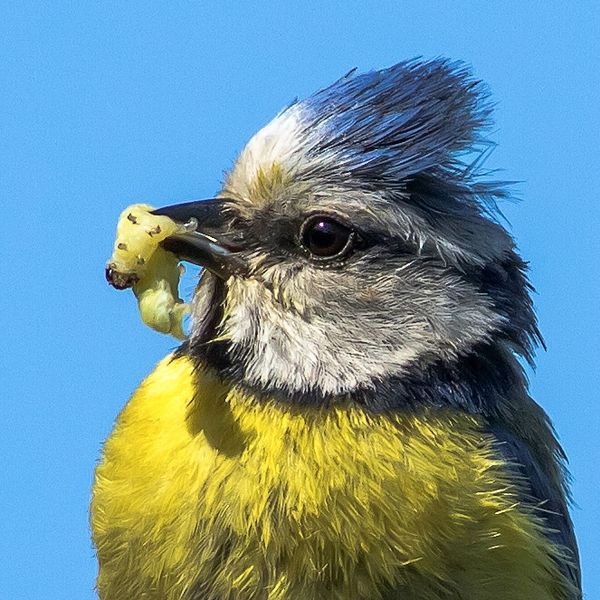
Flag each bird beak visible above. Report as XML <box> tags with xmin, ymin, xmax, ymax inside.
<box><xmin>152</xmin><ymin>198</ymin><xmax>248</xmax><ymax>279</ymax></box>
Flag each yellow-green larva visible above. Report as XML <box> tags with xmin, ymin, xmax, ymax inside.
<box><xmin>106</xmin><ymin>204</ymin><xmax>190</xmax><ymax>339</ymax></box>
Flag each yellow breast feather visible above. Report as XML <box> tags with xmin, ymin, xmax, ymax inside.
<box><xmin>92</xmin><ymin>355</ymin><xmax>572</xmax><ymax>600</ymax></box>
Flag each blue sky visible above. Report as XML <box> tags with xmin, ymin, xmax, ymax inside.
<box><xmin>1</xmin><ymin>3</ymin><xmax>598</xmax><ymax>598</ymax></box>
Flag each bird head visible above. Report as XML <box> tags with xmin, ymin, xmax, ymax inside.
<box><xmin>157</xmin><ymin>59</ymin><xmax>540</xmax><ymax>406</ymax></box>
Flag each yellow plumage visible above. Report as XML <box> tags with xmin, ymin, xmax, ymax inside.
<box><xmin>92</xmin><ymin>354</ymin><xmax>571</xmax><ymax>599</ymax></box>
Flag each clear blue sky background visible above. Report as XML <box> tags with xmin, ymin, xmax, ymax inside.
<box><xmin>1</xmin><ymin>3</ymin><xmax>598</xmax><ymax>598</ymax></box>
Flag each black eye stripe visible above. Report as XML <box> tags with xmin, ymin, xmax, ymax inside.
<box><xmin>300</xmin><ymin>216</ymin><xmax>355</xmax><ymax>259</ymax></box>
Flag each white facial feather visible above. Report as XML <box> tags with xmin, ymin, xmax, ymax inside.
<box><xmin>217</xmin><ymin>267</ymin><xmax>502</xmax><ymax>397</ymax></box>
<box><xmin>225</xmin><ymin>105</ymin><xmax>308</xmax><ymax>196</ymax></box>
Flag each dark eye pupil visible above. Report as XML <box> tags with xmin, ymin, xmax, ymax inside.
<box><xmin>303</xmin><ymin>218</ymin><xmax>352</xmax><ymax>258</ymax></box>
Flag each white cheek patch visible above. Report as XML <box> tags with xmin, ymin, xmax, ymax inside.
<box><xmin>220</xmin><ymin>270</ymin><xmax>504</xmax><ymax>398</ymax></box>
<box><xmin>222</xmin><ymin>280</ymin><xmax>424</xmax><ymax>396</ymax></box>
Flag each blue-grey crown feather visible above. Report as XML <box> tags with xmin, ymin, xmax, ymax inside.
<box><xmin>293</xmin><ymin>59</ymin><xmax>493</xmax><ymax>184</ymax></box>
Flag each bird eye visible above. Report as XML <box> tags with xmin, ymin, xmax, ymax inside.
<box><xmin>300</xmin><ymin>216</ymin><xmax>355</xmax><ymax>259</ymax></box>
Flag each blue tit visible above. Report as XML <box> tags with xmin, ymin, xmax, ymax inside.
<box><xmin>93</xmin><ymin>59</ymin><xmax>581</xmax><ymax>600</ymax></box>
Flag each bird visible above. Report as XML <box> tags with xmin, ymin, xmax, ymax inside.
<box><xmin>92</xmin><ymin>59</ymin><xmax>581</xmax><ymax>600</ymax></box>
